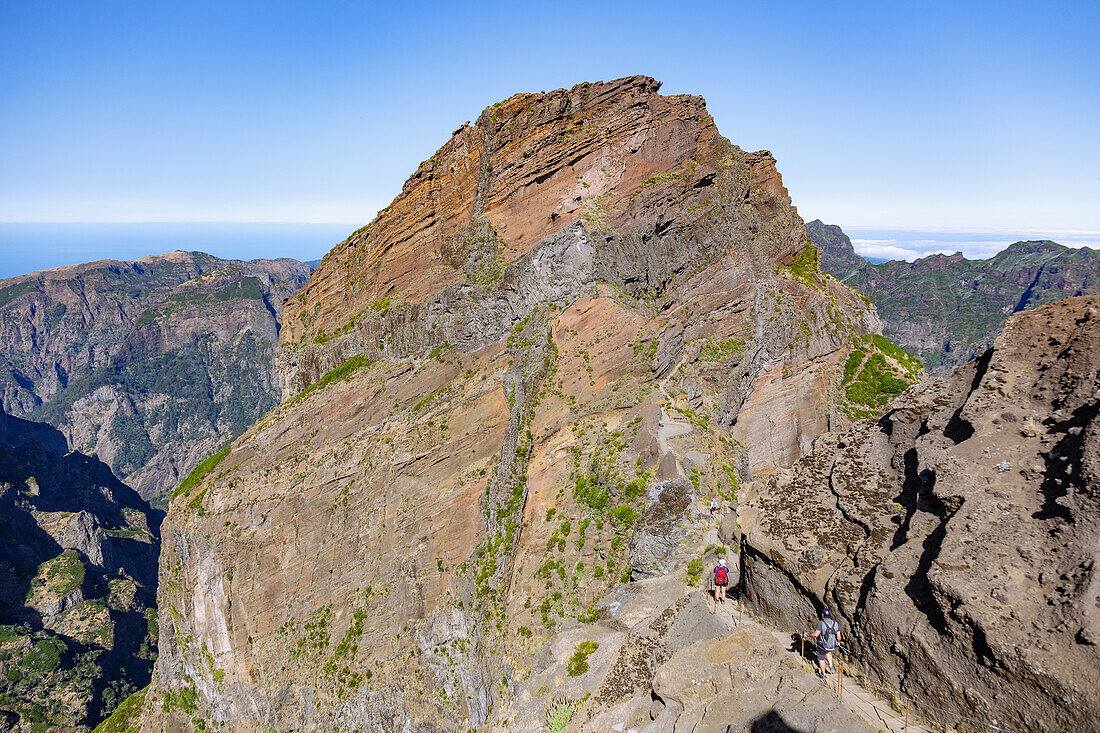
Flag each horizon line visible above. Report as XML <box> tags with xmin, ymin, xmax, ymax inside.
<box><xmin>3</xmin><ymin>220</ymin><xmax>1099</xmax><ymax>236</ymax></box>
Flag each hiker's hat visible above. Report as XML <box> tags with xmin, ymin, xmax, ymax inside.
<box><xmin>718</xmin><ymin>558</ymin><xmax>728</xmax><ymax>567</ymax></box>
<box><xmin>821</xmin><ymin>608</ymin><xmax>831</xmax><ymax>618</ymax></box>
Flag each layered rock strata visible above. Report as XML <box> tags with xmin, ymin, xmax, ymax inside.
<box><xmin>738</xmin><ymin>295</ymin><xmax>1100</xmax><ymax>733</ymax></box>
<box><xmin>149</xmin><ymin>76</ymin><xmax>880</xmax><ymax>731</ymax></box>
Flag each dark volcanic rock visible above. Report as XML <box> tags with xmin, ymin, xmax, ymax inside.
<box><xmin>808</xmin><ymin>219</ymin><xmax>1100</xmax><ymax>375</ymax></box>
<box><xmin>0</xmin><ymin>408</ymin><xmax>160</xmax><ymax>729</ymax></box>
<box><xmin>738</xmin><ymin>295</ymin><xmax>1100</xmax><ymax>733</ymax></box>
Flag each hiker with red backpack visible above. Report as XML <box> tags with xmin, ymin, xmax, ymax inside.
<box><xmin>712</xmin><ymin>557</ymin><xmax>729</xmax><ymax>605</ymax></box>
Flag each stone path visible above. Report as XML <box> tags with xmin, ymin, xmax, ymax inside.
<box><xmin>706</xmin><ymin>565</ymin><xmax>930</xmax><ymax>733</ymax></box>
<box><xmin>656</xmin><ymin>406</ymin><xmax>691</xmax><ymax>478</ymax></box>
<box><xmin>652</xmin><ymin>355</ymin><xmax>925</xmax><ymax>731</ymax></box>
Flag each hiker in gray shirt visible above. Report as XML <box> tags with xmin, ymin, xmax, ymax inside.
<box><xmin>803</xmin><ymin>608</ymin><xmax>841</xmax><ymax>677</ymax></box>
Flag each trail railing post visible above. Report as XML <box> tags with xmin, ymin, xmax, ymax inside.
<box><xmin>837</xmin><ymin>663</ymin><xmax>843</xmax><ymax>699</ymax></box>
<box><xmin>904</xmin><ymin>700</ymin><xmax>909</xmax><ymax>733</ymax></box>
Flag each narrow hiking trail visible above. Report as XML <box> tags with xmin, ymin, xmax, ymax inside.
<box><xmin>651</xmin><ymin>352</ymin><xmax>926</xmax><ymax>730</ymax></box>
<box><xmin>655</xmin><ymin>354</ymin><xmax>692</xmax><ymax>479</ymax></box>
<box><xmin>708</xmin><ymin>552</ymin><xmax>931</xmax><ymax>733</ymax></box>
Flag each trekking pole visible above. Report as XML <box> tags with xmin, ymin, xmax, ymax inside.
<box><xmin>904</xmin><ymin>700</ymin><xmax>909</xmax><ymax>733</ymax></box>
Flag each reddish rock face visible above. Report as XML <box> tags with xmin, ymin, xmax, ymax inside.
<box><xmin>150</xmin><ymin>78</ymin><xmax>880</xmax><ymax>731</ymax></box>
<box><xmin>278</xmin><ymin>76</ymin><xmax>806</xmax><ymax>359</ymax></box>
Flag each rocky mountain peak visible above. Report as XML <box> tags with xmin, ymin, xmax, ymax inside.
<box><xmin>149</xmin><ymin>79</ymin><xmax>886</xmax><ymax>731</ymax></box>
<box><xmin>278</xmin><ymin>76</ymin><xmax>818</xmax><ymax>397</ymax></box>
<box><xmin>805</xmin><ymin>219</ymin><xmax>864</xmax><ymax>277</ymax></box>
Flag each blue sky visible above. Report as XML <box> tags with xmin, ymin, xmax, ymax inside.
<box><xmin>1</xmin><ymin>0</ymin><xmax>1097</xmax><ymax>274</ymax></box>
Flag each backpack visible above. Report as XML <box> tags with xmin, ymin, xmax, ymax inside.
<box><xmin>819</xmin><ymin>619</ymin><xmax>838</xmax><ymax>650</ymax></box>
<box><xmin>714</xmin><ymin>566</ymin><xmax>729</xmax><ymax>585</ymax></box>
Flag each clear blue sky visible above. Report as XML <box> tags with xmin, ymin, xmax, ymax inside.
<box><xmin>1</xmin><ymin>1</ymin><xmax>1097</xmax><ymax>272</ymax></box>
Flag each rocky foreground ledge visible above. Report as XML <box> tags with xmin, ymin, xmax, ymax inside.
<box><xmin>739</xmin><ymin>295</ymin><xmax>1100</xmax><ymax>733</ymax></box>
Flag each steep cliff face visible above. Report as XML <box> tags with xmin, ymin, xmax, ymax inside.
<box><xmin>738</xmin><ymin>295</ymin><xmax>1100</xmax><ymax>733</ymax></box>
<box><xmin>0</xmin><ymin>409</ymin><xmax>159</xmax><ymax>729</ymax></box>
<box><xmin>150</xmin><ymin>76</ymin><xmax>880</xmax><ymax>731</ymax></box>
<box><xmin>0</xmin><ymin>252</ymin><xmax>312</xmax><ymax>498</ymax></box>
<box><xmin>808</xmin><ymin>219</ymin><xmax>1100</xmax><ymax>375</ymax></box>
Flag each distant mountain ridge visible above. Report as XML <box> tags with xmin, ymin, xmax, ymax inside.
<box><xmin>807</xmin><ymin>219</ymin><xmax>1100</xmax><ymax>374</ymax></box>
<box><xmin>0</xmin><ymin>250</ymin><xmax>312</xmax><ymax>498</ymax></box>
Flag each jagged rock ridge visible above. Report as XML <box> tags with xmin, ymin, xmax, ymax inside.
<box><xmin>738</xmin><ymin>295</ymin><xmax>1100</xmax><ymax>733</ymax></box>
<box><xmin>0</xmin><ymin>252</ymin><xmax>313</xmax><ymax>498</ymax></box>
<box><xmin>0</xmin><ymin>409</ymin><xmax>160</xmax><ymax>729</ymax></box>
<box><xmin>808</xmin><ymin>219</ymin><xmax>1100</xmax><ymax>375</ymax></box>
<box><xmin>147</xmin><ymin>76</ymin><xmax>881</xmax><ymax>731</ymax></box>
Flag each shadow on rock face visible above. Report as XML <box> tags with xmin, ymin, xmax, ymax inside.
<box><xmin>749</xmin><ymin>710</ymin><xmax>809</xmax><ymax>733</ymax></box>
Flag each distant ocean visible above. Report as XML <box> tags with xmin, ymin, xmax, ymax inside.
<box><xmin>3</xmin><ymin>222</ymin><xmax>1099</xmax><ymax>281</ymax></box>
<box><xmin>0</xmin><ymin>223</ymin><xmax>359</xmax><ymax>280</ymax></box>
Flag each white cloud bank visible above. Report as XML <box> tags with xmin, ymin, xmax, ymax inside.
<box><xmin>845</xmin><ymin>230</ymin><xmax>1100</xmax><ymax>263</ymax></box>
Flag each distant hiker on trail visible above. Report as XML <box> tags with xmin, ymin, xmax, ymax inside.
<box><xmin>712</xmin><ymin>557</ymin><xmax>729</xmax><ymax>605</ymax></box>
<box><xmin>709</xmin><ymin>498</ymin><xmax>719</xmax><ymax>515</ymax></box>
<box><xmin>803</xmin><ymin>609</ymin><xmax>841</xmax><ymax>677</ymax></box>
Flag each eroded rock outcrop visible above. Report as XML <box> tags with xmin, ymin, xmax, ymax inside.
<box><xmin>149</xmin><ymin>76</ymin><xmax>881</xmax><ymax>731</ymax></box>
<box><xmin>739</xmin><ymin>295</ymin><xmax>1100</xmax><ymax>733</ymax></box>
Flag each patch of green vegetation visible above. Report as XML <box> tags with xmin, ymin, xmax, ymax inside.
<box><xmin>0</xmin><ymin>279</ymin><xmax>39</xmax><ymax>308</ymax></box>
<box><xmin>577</xmin><ymin>605</ymin><xmax>598</xmax><ymax>623</ymax></box>
<box><xmin>292</xmin><ymin>354</ymin><xmax>371</xmax><ymax>405</ymax></box>
<box><xmin>93</xmin><ymin>686</ymin><xmax>147</xmax><ymax>733</ymax></box>
<box><xmin>167</xmin><ymin>276</ymin><xmax>264</xmax><ymax>305</ymax></box>
<box><xmin>572</xmin><ymin>473</ymin><xmax>610</xmax><ymax>514</ymax></box>
<box><xmin>332</xmin><ymin>608</ymin><xmax>367</xmax><ymax>660</ymax></box>
<box><xmin>840</xmin><ymin>336</ymin><xmax>921</xmax><ymax>419</ymax></box>
<box><xmin>566</xmin><ymin>640</ymin><xmax>599</xmax><ymax>676</ymax></box>
<box><xmin>686</xmin><ymin>558</ymin><xmax>704</xmax><ymax>586</ymax></box>
<box><xmin>161</xmin><ymin>681</ymin><xmax>198</xmax><ymax>716</ymax></box>
<box><xmin>579</xmin><ymin>193</ymin><xmax>613</xmax><ymax>232</ymax></box>
<box><xmin>173</xmin><ymin>445</ymin><xmax>230</xmax><ymax>499</ymax></box>
<box><xmin>413</xmin><ymin>384</ymin><xmax>450</xmax><ymax>413</ymax></box>
<box><xmin>26</xmin><ymin>550</ymin><xmax>86</xmax><ymax>602</ymax></box>
<box><xmin>544</xmin><ymin>696</ymin><xmax>580</xmax><ymax>731</ymax></box>
<box><xmin>428</xmin><ymin>342</ymin><xmax>452</xmax><ymax>362</ymax></box>
<box><xmin>20</xmin><ymin>638</ymin><xmax>63</xmax><ymax>675</ymax></box>
<box><xmin>186</xmin><ymin>487</ymin><xmax>209</xmax><ymax>514</ymax></box>
<box><xmin>871</xmin><ymin>334</ymin><xmax>923</xmax><ymax>372</ymax></box>
<box><xmin>843</xmin><ymin>350</ymin><xmax>866</xmax><ymax>382</ymax></box>
<box><xmin>698</xmin><ymin>338</ymin><xmax>746</xmax><ymax>362</ymax></box>
<box><xmin>632</xmin><ymin>339</ymin><xmax>658</xmax><ymax>362</ymax></box>
<box><xmin>609</xmin><ymin>505</ymin><xmax>639</xmax><ymax>531</ymax></box>
<box><xmin>777</xmin><ymin>245</ymin><xmax>823</xmax><ymax>288</ymax></box>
